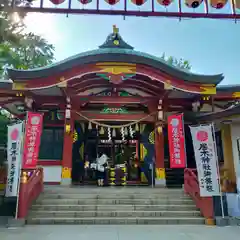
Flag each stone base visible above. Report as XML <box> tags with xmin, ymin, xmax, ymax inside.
<box><xmin>228</xmin><ymin>217</ymin><xmax>240</xmax><ymax>226</ymax></box>
<box><xmin>61</xmin><ymin>178</ymin><xmax>72</xmax><ymax>186</ymax></box>
<box><xmin>0</xmin><ymin>216</ymin><xmax>8</xmax><ymax>228</ymax></box>
<box><xmin>6</xmin><ymin>218</ymin><xmax>25</xmax><ymax>228</ymax></box>
<box><xmin>205</xmin><ymin>218</ymin><xmax>215</xmax><ymax>225</ymax></box>
<box><xmin>215</xmin><ymin>217</ymin><xmax>229</xmax><ymax>226</ymax></box>
<box><xmin>155</xmin><ymin>178</ymin><xmax>166</xmax><ymax>187</ymax></box>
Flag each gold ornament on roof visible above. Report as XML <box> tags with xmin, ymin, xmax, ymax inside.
<box><xmin>164</xmin><ymin>80</ymin><xmax>173</xmax><ymax>90</ymax></box>
<box><xmin>113</xmin><ymin>25</ymin><xmax>120</xmax><ymax>45</ymax></box>
<box><xmin>113</xmin><ymin>25</ymin><xmax>119</xmax><ymax>34</ymax></box>
<box><xmin>113</xmin><ymin>40</ymin><xmax>119</xmax><ymax>45</ymax></box>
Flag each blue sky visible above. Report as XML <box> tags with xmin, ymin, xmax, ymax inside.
<box><xmin>25</xmin><ymin>2</ymin><xmax>240</xmax><ymax>85</ymax></box>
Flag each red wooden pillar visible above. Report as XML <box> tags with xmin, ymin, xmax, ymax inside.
<box><xmin>154</xmin><ymin>100</ymin><xmax>166</xmax><ymax>186</ymax></box>
<box><xmin>61</xmin><ymin>105</ymin><xmax>74</xmax><ymax>185</ymax></box>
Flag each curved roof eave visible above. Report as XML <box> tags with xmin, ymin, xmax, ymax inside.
<box><xmin>217</xmin><ymin>84</ymin><xmax>240</xmax><ymax>92</ymax></box>
<box><xmin>194</xmin><ymin>104</ymin><xmax>240</xmax><ymax>122</ymax></box>
<box><xmin>7</xmin><ymin>48</ymin><xmax>224</xmax><ymax>84</ymax></box>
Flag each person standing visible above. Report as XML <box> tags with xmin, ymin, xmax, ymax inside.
<box><xmin>96</xmin><ymin>154</ymin><xmax>108</xmax><ymax>186</ymax></box>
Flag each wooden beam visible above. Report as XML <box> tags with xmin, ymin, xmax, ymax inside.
<box><xmin>69</xmin><ymin>78</ymin><xmax>164</xmax><ymax>92</ymax></box>
<box><xmin>72</xmin><ymin>83</ymin><xmax>160</xmax><ymax>96</ymax></box>
<box><xmin>0</xmin><ymin>94</ymin><xmax>196</xmax><ymax>110</ymax></box>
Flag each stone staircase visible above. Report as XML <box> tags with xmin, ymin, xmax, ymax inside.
<box><xmin>27</xmin><ymin>186</ymin><xmax>205</xmax><ymax>225</ymax></box>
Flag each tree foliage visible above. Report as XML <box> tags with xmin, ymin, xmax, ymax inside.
<box><xmin>0</xmin><ymin>1</ymin><xmax>55</xmax><ymax>161</ymax></box>
<box><xmin>3</xmin><ymin>33</ymin><xmax>55</xmax><ymax>70</ymax></box>
<box><xmin>0</xmin><ymin>111</ymin><xmax>9</xmax><ymax>145</ymax></box>
<box><xmin>0</xmin><ymin>1</ymin><xmax>55</xmax><ymax>74</ymax></box>
<box><xmin>161</xmin><ymin>53</ymin><xmax>191</xmax><ymax>71</ymax></box>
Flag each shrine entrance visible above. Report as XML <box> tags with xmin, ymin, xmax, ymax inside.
<box><xmin>71</xmin><ymin>121</ymin><xmax>143</xmax><ymax>186</ymax></box>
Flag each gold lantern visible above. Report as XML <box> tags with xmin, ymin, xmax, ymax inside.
<box><xmin>65</xmin><ymin>124</ymin><xmax>71</xmax><ymax>134</ymax></box>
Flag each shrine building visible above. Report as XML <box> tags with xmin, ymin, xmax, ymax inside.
<box><xmin>0</xmin><ymin>26</ymin><xmax>239</xmax><ymax>189</ymax></box>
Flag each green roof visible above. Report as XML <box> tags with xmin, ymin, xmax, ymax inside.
<box><xmin>7</xmin><ymin>28</ymin><xmax>224</xmax><ymax>85</ymax></box>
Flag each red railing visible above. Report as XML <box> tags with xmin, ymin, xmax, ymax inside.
<box><xmin>184</xmin><ymin>168</ymin><xmax>214</xmax><ymax>219</ymax></box>
<box><xmin>17</xmin><ymin>168</ymin><xmax>44</xmax><ymax>219</ymax></box>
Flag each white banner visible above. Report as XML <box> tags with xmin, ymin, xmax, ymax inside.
<box><xmin>6</xmin><ymin>122</ymin><xmax>23</xmax><ymax>197</ymax></box>
<box><xmin>190</xmin><ymin>124</ymin><xmax>220</xmax><ymax>197</ymax></box>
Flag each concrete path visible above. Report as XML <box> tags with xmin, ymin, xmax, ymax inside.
<box><xmin>0</xmin><ymin>225</ymin><xmax>240</xmax><ymax>240</ymax></box>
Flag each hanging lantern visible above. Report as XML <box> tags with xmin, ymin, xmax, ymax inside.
<box><xmin>65</xmin><ymin>124</ymin><xmax>71</xmax><ymax>134</ymax></box>
<box><xmin>112</xmin><ymin>129</ymin><xmax>116</xmax><ymax>137</ymax></box>
<box><xmin>209</xmin><ymin>0</ymin><xmax>227</xmax><ymax>9</ymax></box>
<box><xmin>157</xmin><ymin>0</ymin><xmax>173</xmax><ymax>6</ymax></box>
<box><xmin>100</xmin><ymin>127</ymin><xmax>105</xmax><ymax>135</ymax></box>
<box><xmin>78</xmin><ymin>0</ymin><xmax>92</xmax><ymax>4</ymax></box>
<box><xmin>49</xmin><ymin>0</ymin><xmax>65</xmax><ymax>4</ymax></box>
<box><xmin>105</xmin><ymin>0</ymin><xmax>120</xmax><ymax>5</ymax></box>
<box><xmin>135</xmin><ymin>123</ymin><xmax>139</xmax><ymax>132</ymax></box>
<box><xmin>88</xmin><ymin>122</ymin><xmax>92</xmax><ymax>130</ymax></box>
<box><xmin>185</xmin><ymin>0</ymin><xmax>203</xmax><ymax>8</ymax></box>
<box><xmin>131</xmin><ymin>0</ymin><xmax>147</xmax><ymax>5</ymax></box>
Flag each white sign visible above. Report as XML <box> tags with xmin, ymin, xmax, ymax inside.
<box><xmin>190</xmin><ymin>124</ymin><xmax>220</xmax><ymax>197</ymax></box>
<box><xmin>6</xmin><ymin>122</ymin><xmax>23</xmax><ymax>197</ymax></box>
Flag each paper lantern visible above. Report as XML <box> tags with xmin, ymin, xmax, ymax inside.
<box><xmin>209</xmin><ymin>0</ymin><xmax>227</xmax><ymax>9</ymax></box>
<box><xmin>105</xmin><ymin>0</ymin><xmax>120</xmax><ymax>5</ymax></box>
<box><xmin>157</xmin><ymin>0</ymin><xmax>173</xmax><ymax>6</ymax></box>
<box><xmin>185</xmin><ymin>0</ymin><xmax>203</xmax><ymax>8</ymax></box>
<box><xmin>78</xmin><ymin>0</ymin><xmax>92</xmax><ymax>3</ymax></box>
<box><xmin>49</xmin><ymin>0</ymin><xmax>65</xmax><ymax>4</ymax></box>
<box><xmin>131</xmin><ymin>0</ymin><xmax>147</xmax><ymax>6</ymax></box>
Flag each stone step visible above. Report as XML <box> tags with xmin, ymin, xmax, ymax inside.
<box><xmin>31</xmin><ymin>204</ymin><xmax>197</xmax><ymax>211</ymax></box>
<box><xmin>29</xmin><ymin>210</ymin><xmax>201</xmax><ymax>218</ymax></box>
<box><xmin>26</xmin><ymin>217</ymin><xmax>205</xmax><ymax>225</ymax></box>
<box><xmin>39</xmin><ymin>193</ymin><xmax>190</xmax><ymax>200</ymax></box>
<box><xmin>42</xmin><ymin>187</ymin><xmax>184</xmax><ymax>195</ymax></box>
<box><xmin>36</xmin><ymin>198</ymin><xmax>193</xmax><ymax>205</ymax></box>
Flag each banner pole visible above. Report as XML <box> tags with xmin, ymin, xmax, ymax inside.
<box><xmin>181</xmin><ymin>114</ymin><xmax>187</xmax><ymax>168</ymax></box>
<box><xmin>15</xmin><ymin>120</ymin><xmax>25</xmax><ymax>219</ymax></box>
<box><xmin>211</xmin><ymin>123</ymin><xmax>225</xmax><ymax>219</ymax></box>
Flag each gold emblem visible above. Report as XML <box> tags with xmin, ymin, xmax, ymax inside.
<box><xmin>113</xmin><ymin>40</ymin><xmax>119</xmax><ymax>45</ymax></box>
<box><xmin>149</xmin><ymin>131</ymin><xmax>155</xmax><ymax>144</ymax></box>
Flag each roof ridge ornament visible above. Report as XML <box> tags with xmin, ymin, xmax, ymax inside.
<box><xmin>113</xmin><ymin>25</ymin><xmax>119</xmax><ymax>34</ymax></box>
<box><xmin>98</xmin><ymin>25</ymin><xmax>134</xmax><ymax>50</ymax></box>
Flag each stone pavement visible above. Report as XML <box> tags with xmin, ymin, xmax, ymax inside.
<box><xmin>0</xmin><ymin>225</ymin><xmax>240</xmax><ymax>240</ymax></box>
